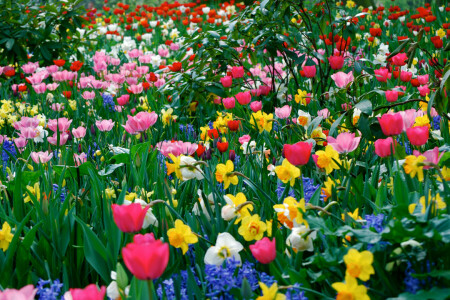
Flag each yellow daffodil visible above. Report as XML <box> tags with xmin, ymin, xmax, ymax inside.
<box><xmin>344</xmin><ymin>248</ymin><xmax>375</xmax><ymax>281</ymax></box>
<box><xmin>250</xmin><ymin>111</ymin><xmax>273</xmax><ymax>133</ymax></box>
<box><xmin>332</xmin><ymin>274</ymin><xmax>370</xmax><ymax>300</ymax></box>
<box><xmin>166</xmin><ymin>153</ymin><xmax>182</xmax><ymax>180</ymax></box>
<box><xmin>238</xmin><ymin>214</ymin><xmax>267</xmax><ymax>241</ymax></box>
<box><xmin>0</xmin><ymin>222</ymin><xmax>14</xmax><ymax>252</ymax></box>
<box><xmin>215</xmin><ymin>160</ymin><xmax>239</xmax><ymax>189</ymax></box>
<box><xmin>273</xmin><ymin>197</ymin><xmax>307</xmax><ymax>229</ymax></box>
<box><xmin>311</xmin><ymin>127</ymin><xmax>327</xmax><ymax>146</ymax></box>
<box><xmin>314</xmin><ymin>145</ymin><xmax>341</xmax><ymax>174</ymax></box>
<box><xmin>275</xmin><ymin>159</ymin><xmax>300</xmax><ymax>187</ymax></box>
<box><xmin>24</xmin><ymin>182</ymin><xmax>40</xmax><ymax>203</ymax></box>
<box><xmin>167</xmin><ymin>219</ymin><xmax>198</xmax><ymax>254</ymax></box>
<box><xmin>403</xmin><ymin>155</ymin><xmax>426</xmax><ymax>182</ymax></box>
<box><xmin>409</xmin><ymin>192</ymin><xmax>446</xmax><ymax>215</ymax></box>
<box><xmin>224</xmin><ymin>193</ymin><xmax>253</xmax><ymax>224</ymax></box>
<box><xmin>294</xmin><ymin>89</ymin><xmax>308</xmax><ymax>105</ymax></box>
<box><xmin>105</xmin><ymin>188</ymin><xmax>116</xmax><ymax>200</ymax></box>
<box><xmin>257</xmin><ymin>282</ymin><xmax>286</xmax><ymax>300</ymax></box>
<box><xmin>413</xmin><ymin>115</ymin><xmax>430</xmax><ymax>129</ymax></box>
<box><xmin>342</xmin><ymin>208</ymin><xmax>362</xmax><ymax>222</ymax></box>
<box><xmin>322</xmin><ymin>177</ymin><xmax>339</xmax><ymax>201</ymax></box>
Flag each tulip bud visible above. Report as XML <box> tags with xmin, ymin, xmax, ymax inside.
<box><xmin>229</xmin><ymin>150</ymin><xmax>236</xmax><ymax>161</ymax></box>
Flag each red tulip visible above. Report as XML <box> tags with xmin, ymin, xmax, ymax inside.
<box><xmin>283</xmin><ymin>141</ymin><xmax>312</xmax><ymax>166</ymax></box>
<box><xmin>374</xmin><ymin>137</ymin><xmax>396</xmax><ymax>158</ymax></box>
<box><xmin>69</xmin><ymin>284</ymin><xmax>106</xmax><ymax>300</ymax></box>
<box><xmin>249</xmin><ymin>237</ymin><xmax>276</xmax><ymax>264</ymax></box>
<box><xmin>385</xmin><ymin>90</ymin><xmax>398</xmax><ymax>102</ymax></box>
<box><xmin>303</xmin><ymin>65</ymin><xmax>316</xmax><ymax>78</ymax></box>
<box><xmin>378</xmin><ymin>112</ymin><xmax>403</xmax><ymax>136</ymax></box>
<box><xmin>217</xmin><ymin>141</ymin><xmax>229</xmax><ymax>153</ymax></box>
<box><xmin>328</xmin><ymin>55</ymin><xmax>344</xmax><ymax>70</ymax></box>
<box><xmin>122</xmin><ymin>234</ymin><xmax>169</xmax><ymax>280</ymax></box>
<box><xmin>111</xmin><ymin>203</ymin><xmax>149</xmax><ymax>233</ymax></box>
<box><xmin>391</xmin><ymin>53</ymin><xmax>408</xmax><ymax>66</ymax></box>
<box><xmin>406</xmin><ymin>126</ymin><xmax>429</xmax><ymax>146</ymax></box>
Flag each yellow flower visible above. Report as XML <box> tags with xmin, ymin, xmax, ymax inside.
<box><xmin>311</xmin><ymin>127</ymin><xmax>327</xmax><ymax>146</ymax></box>
<box><xmin>409</xmin><ymin>192</ymin><xmax>446</xmax><ymax>215</ymax></box>
<box><xmin>166</xmin><ymin>154</ymin><xmax>182</xmax><ymax>180</ymax></box>
<box><xmin>238</xmin><ymin>214</ymin><xmax>267</xmax><ymax>241</ymax></box>
<box><xmin>125</xmin><ymin>192</ymin><xmax>138</xmax><ymax>201</ymax></box>
<box><xmin>346</xmin><ymin>0</ymin><xmax>356</xmax><ymax>9</ymax></box>
<box><xmin>167</xmin><ymin>219</ymin><xmax>198</xmax><ymax>254</ymax></box>
<box><xmin>342</xmin><ymin>208</ymin><xmax>362</xmax><ymax>221</ymax></box>
<box><xmin>273</xmin><ymin>197</ymin><xmax>307</xmax><ymax>229</ymax></box>
<box><xmin>439</xmin><ymin>166</ymin><xmax>450</xmax><ymax>182</ymax></box>
<box><xmin>257</xmin><ymin>282</ymin><xmax>286</xmax><ymax>300</ymax></box>
<box><xmin>344</xmin><ymin>249</ymin><xmax>375</xmax><ymax>281</ymax></box>
<box><xmin>436</xmin><ymin>28</ymin><xmax>446</xmax><ymax>39</ymax></box>
<box><xmin>226</xmin><ymin>193</ymin><xmax>253</xmax><ymax>224</ymax></box>
<box><xmin>250</xmin><ymin>111</ymin><xmax>273</xmax><ymax>133</ymax></box>
<box><xmin>161</xmin><ymin>108</ymin><xmax>177</xmax><ymax>126</ymax></box>
<box><xmin>403</xmin><ymin>155</ymin><xmax>426</xmax><ymax>182</ymax></box>
<box><xmin>215</xmin><ymin>160</ymin><xmax>239</xmax><ymax>189</ymax></box>
<box><xmin>322</xmin><ymin>177</ymin><xmax>339</xmax><ymax>201</ymax></box>
<box><xmin>332</xmin><ymin>274</ymin><xmax>370</xmax><ymax>300</ymax></box>
<box><xmin>24</xmin><ymin>182</ymin><xmax>40</xmax><ymax>203</ymax></box>
<box><xmin>275</xmin><ymin>159</ymin><xmax>300</xmax><ymax>187</ymax></box>
<box><xmin>413</xmin><ymin>115</ymin><xmax>430</xmax><ymax>129</ymax></box>
<box><xmin>314</xmin><ymin>145</ymin><xmax>341</xmax><ymax>174</ymax></box>
<box><xmin>294</xmin><ymin>89</ymin><xmax>308</xmax><ymax>105</ymax></box>
<box><xmin>105</xmin><ymin>188</ymin><xmax>116</xmax><ymax>200</ymax></box>
<box><xmin>266</xmin><ymin>220</ymin><xmax>273</xmax><ymax>237</ymax></box>
<box><xmin>68</xmin><ymin>100</ymin><xmax>77</xmax><ymax>111</ymax></box>
<box><xmin>0</xmin><ymin>222</ymin><xmax>14</xmax><ymax>252</ymax></box>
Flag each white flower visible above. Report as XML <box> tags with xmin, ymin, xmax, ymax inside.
<box><xmin>241</xmin><ymin>141</ymin><xmax>256</xmax><ymax>154</ymax></box>
<box><xmin>297</xmin><ymin>110</ymin><xmax>311</xmax><ymax>129</ymax></box>
<box><xmin>149</xmin><ymin>21</ymin><xmax>158</xmax><ymax>28</ymax></box>
<box><xmin>151</xmin><ymin>55</ymin><xmax>162</xmax><ymax>68</ymax></box>
<box><xmin>286</xmin><ymin>225</ymin><xmax>316</xmax><ymax>252</ymax></box>
<box><xmin>107</xmin><ymin>271</ymin><xmax>130</xmax><ymax>300</ymax></box>
<box><xmin>193</xmin><ymin>190</ymin><xmax>215</xmax><ymax>220</ymax></box>
<box><xmin>34</xmin><ymin>126</ymin><xmax>48</xmax><ymax>143</ymax></box>
<box><xmin>204</xmin><ymin>232</ymin><xmax>243</xmax><ymax>266</ymax></box>
<box><xmin>179</xmin><ymin>156</ymin><xmax>204</xmax><ymax>181</ymax></box>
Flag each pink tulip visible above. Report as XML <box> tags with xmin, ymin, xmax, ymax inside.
<box><xmin>32</xmin><ymin>83</ymin><xmax>47</xmax><ymax>94</ymax></box>
<box><xmin>374</xmin><ymin>137</ymin><xmax>396</xmax><ymax>158</ymax></box>
<box><xmin>417</xmin><ymin>74</ymin><xmax>429</xmax><ymax>85</ymax></box>
<box><xmin>68</xmin><ymin>284</ymin><xmax>106</xmax><ymax>300</ymax></box>
<box><xmin>259</xmin><ymin>85</ymin><xmax>271</xmax><ymax>96</ymax></box>
<box><xmin>220</xmin><ymin>76</ymin><xmax>232</xmax><ymax>88</ymax></box>
<box><xmin>21</xmin><ymin>62</ymin><xmax>39</xmax><ymax>74</ymax></box>
<box><xmin>48</xmin><ymin>118</ymin><xmax>72</xmax><ymax>133</ymax></box>
<box><xmin>156</xmin><ymin>141</ymin><xmax>197</xmax><ymax>157</ymax></box>
<box><xmin>327</xmin><ymin>132</ymin><xmax>361</xmax><ymax>154</ymax></box>
<box><xmin>0</xmin><ymin>285</ymin><xmax>37</xmax><ymax>300</ymax></box>
<box><xmin>249</xmin><ymin>237</ymin><xmax>276</xmax><ymax>264</ymax></box>
<box><xmin>122</xmin><ymin>234</ymin><xmax>169</xmax><ymax>280</ymax></box>
<box><xmin>13</xmin><ymin>117</ymin><xmax>39</xmax><ymax>131</ymax></box>
<box><xmin>48</xmin><ymin>132</ymin><xmax>69</xmax><ymax>146</ymax></box>
<box><xmin>417</xmin><ymin>85</ymin><xmax>430</xmax><ymax>97</ymax></box>
<box><xmin>400</xmin><ymin>71</ymin><xmax>412</xmax><ymax>82</ymax></box>
<box><xmin>72</xmin><ymin>126</ymin><xmax>87</xmax><ymax>139</ymax></box>
<box><xmin>222</xmin><ymin>97</ymin><xmax>236</xmax><ymax>109</ymax></box>
<box><xmin>378</xmin><ymin>112</ymin><xmax>403</xmax><ymax>136</ymax></box>
<box><xmin>31</xmin><ymin>151</ymin><xmax>53</xmax><ymax>164</ymax></box>
<box><xmin>73</xmin><ymin>153</ymin><xmax>87</xmax><ymax>166</ymax></box>
<box><xmin>95</xmin><ymin>119</ymin><xmax>115</xmax><ymax>132</ymax></box>
<box><xmin>317</xmin><ymin>108</ymin><xmax>330</xmax><ymax>118</ymax></box>
<box><xmin>14</xmin><ymin>137</ymin><xmax>28</xmax><ymax>150</ymax></box>
<box><xmin>283</xmin><ymin>141</ymin><xmax>312</xmax><ymax>166</ymax></box>
<box><xmin>235</xmin><ymin>91</ymin><xmax>251</xmax><ymax>105</ymax></box>
<box><xmin>406</xmin><ymin>126</ymin><xmax>429</xmax><ymax>146</ymax></box>
<box><xmin>413</xmin><ymin>147</ymin><xmax>443</xmax><ymax>170</ymax></box>
<box><xmin>129</xmin><ymin>83</ymin><xmax>143</xmax><ymax>94</ymax></box>
<box><xmin>275</xmin><ymin>105</ymin><xmax>292</xmax><ymax>119</ymax></box>
<box><xmin>112</xmin><ymin>203</ymin><xmax>150</xmax><ymax>233</ymax></box>
<box><xmin>328</xmin><ymin>55</ymin><xmax>344</xmax><ymax>70</ymax></box>
<box><xmin>391</xmin><ymin>53</ymin><xmax>408</xmax><ymax>66</ymax></box>
<box><xmin>385</xmin><ymin>90</ymin><xmax>398</xmax><ymax>102</ymax></box>
<box><xmin>82</xmin><ymin>91</ymin><xmax>95</xmax><ymax>100</ymax></box>
<box><xmin>239</xmin><ymin>135</ymin><xmax>251</xmax><ymax>144</ymax></box>
<box><xmin>117</xmin><ymin>94</ymin><xmax>130</xmax><ymax>106</ymax></box>
<box><xmin>250</xmin><ymin>101</ymin><xmax>262</xmax><ymax>112</ymax></box>
<box><xmin>303</xmin><ymin>65</ymin><xmax>317</xmax><ymax>78</ymax></box>
<box><xmin>19</xmin><ymin>127</ymin><xmax>38</xmax><ymax>139</ymax></box>
<box><xmin>123</xmin><ymin>112</ymin><xmax>158</xmax><ymax>134</ymax></box>
<box><xmin>331</xmin><ymin>71</ymin><xmax>354</xmax><ymax>88</ymax></box>
<box><xmin>374</xmin><ymin>68</ymin><xmax>391</xmax><ymax>82</ymax></box>
<box><xmin>399</xmin><ymin>109</ymin><xmax>417</xmax><ymax>131</ymax></box>
<box><xmin>231</xmin><ymin>66</ymin><xmax>244</xmax><ymax>78</ymax></box>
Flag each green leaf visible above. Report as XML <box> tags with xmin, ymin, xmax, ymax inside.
<box><xmin>5</xmin><ymin>39</ymin><xmax>14</xmax><ymax>50</ymax></box>
<box><xmin>329</xmin><ymin>112</ymin><xmax>347</xmax><ymax>137</ymax></box>
<box><xmin>355</xmin><ymin>99</ymin><xmax>372</xmax><ymax>115</ymax></box>
<box><xmin>98</xmin><ymin>163</ymin><xmax>124</xmax><ymax>176</ymax></box>
<box><xmin>389</xmin><ymin>288</ymin><xmax>450</xmax><ymax>300</ymax></box>
<box><xmin>116</xmin><ymin>263</ymin><xmax>129</xmax><ymax>290</ymax></box>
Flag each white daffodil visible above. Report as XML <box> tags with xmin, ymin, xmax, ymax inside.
<box><xmin>193</xmin><ymin>190</ymin><xmax>215</xmax><ymax>220</ymax></box>
<box><xmin>179</xmin><ymin>155</ymin><xmax>204</xmax><ymax>181</ymax></box>
<box><xmin>297</xmin><ymin>110</ymin><xmax>311</xmax><ymax>129</ymax></box>
<box><xmin>286</xmin><ymin>224</ymin><xmax>316</xmax><ymax>252</ymax></box>
<box><xmin>204</xmin><ymin>232</ymin><xmax>244</xmax><ymax>266</ymax></box>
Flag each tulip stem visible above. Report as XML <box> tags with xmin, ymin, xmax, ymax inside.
<box><xmin>147</xmin><ymin>280</ymin><xmax>154</xmax><ymax>300</ymax></box>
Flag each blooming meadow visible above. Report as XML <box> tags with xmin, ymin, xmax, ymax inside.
<box><xmin>0</xmin><ymin>0</ymin><xmax>449</xmax><ymax>299</ymax></box>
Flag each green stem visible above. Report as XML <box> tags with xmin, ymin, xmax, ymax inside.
<box><xmin>147</xmin><ymin>280</ymin><xmax>154</xmax><ymax>300</ymax></box>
